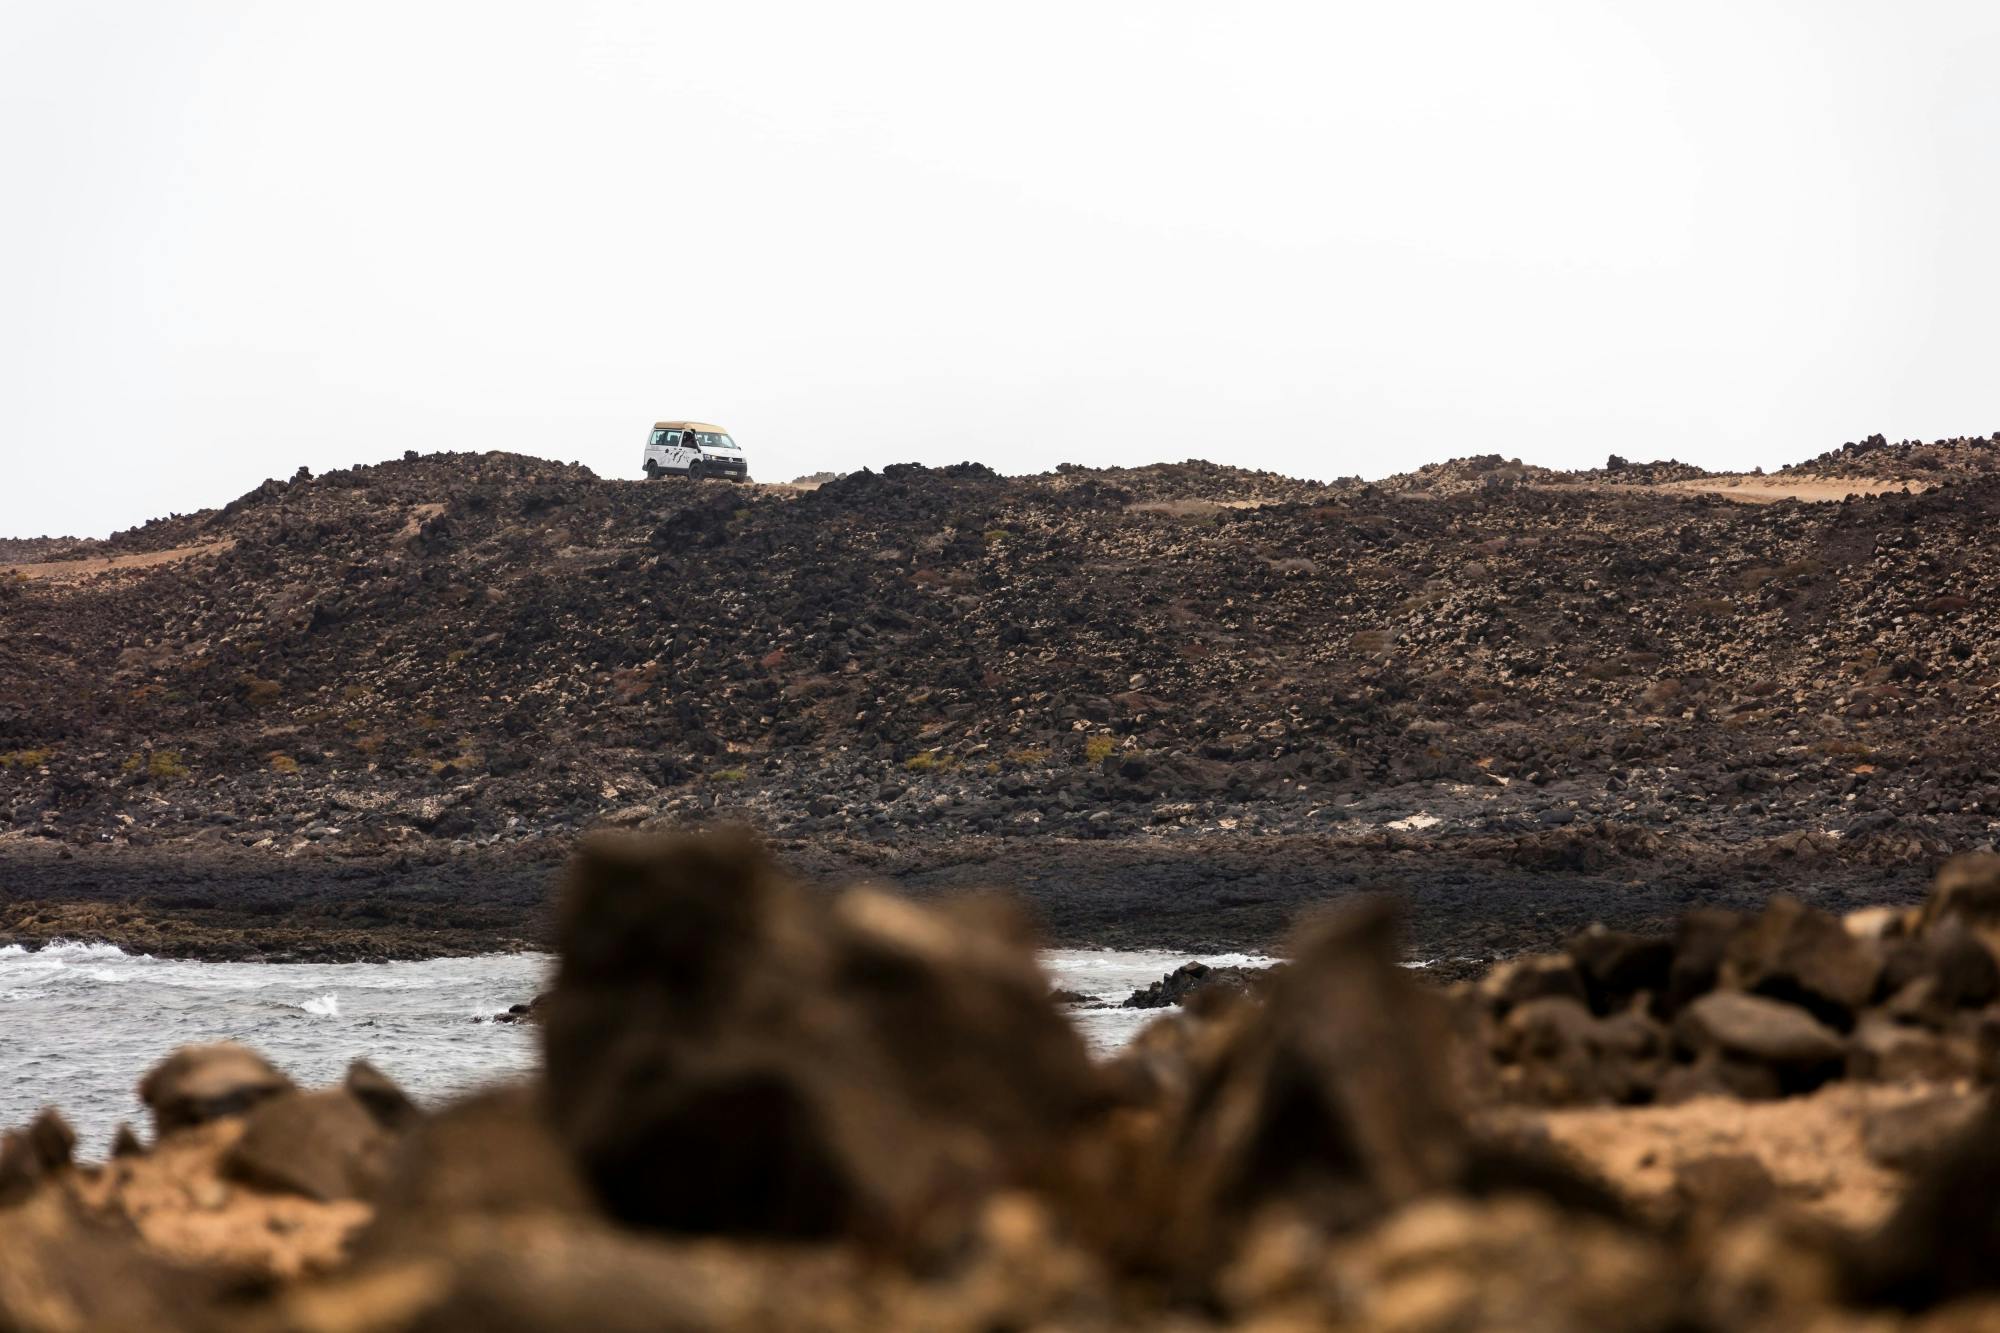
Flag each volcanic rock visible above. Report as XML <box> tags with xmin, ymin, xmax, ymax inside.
<box><xmin>138</xmin><ymin>1043</ymin><xmax>296</xmax><ymax>1138</ymax></box>
<box><xmin>1921</xmin><ymin>852</ymin><xmax>2000</xmax><ymax>956</ymax></box>
<box><xmin>1851</xmin><ymin>1094</ymin><xmax>2000</xmax><ymax>1309</ymax></box>
<box><xmin>1672</xmin><ymin>992</ymin><xmax>1846</xmax><ymax>1096</ymax></box>
<box><xmin>1120</xmin><ymin>961</ymin><xmax>1271</xmax><ymax>1009</ymax></box>
<box><xmin>344</xmin><ymin>1059</ymin><xmax>421</xmax><ymax>1132</ymax></box>
<box><xmin>1476</xmin><ymin>952</ymin><xmax>1588</xmax><ymax>1015</ymax></box>
<box><xmin>1130</xmin><ymin>899</ymin><xmax>1473</xmax><ymax>1281</ymax></box>
<box><xmin>0</xmin><ymin>1109</ymin><xmax>75</xmax><ymax>1205</ymax></box>
<box><xmin>1861</xmin><ymin>1090</ymin><xmax>1988</xmax><ymax>1173</ymax></box>
<box><xmin>539</xmin><ymin>829</ymin><xmax>1103</xmax><ymax>1247</ymax></box>
<box><xmin>1721</xmin><ymin>896</ymin><xmax>1883</xmax><ymax>1028</ymax></box>
<box><xmin>1565</xmin><ymin>927</ymin><xmax>1673</xmax><ymax>1015</ymax></box>
<box><xmin>224</xmin><ymin>1088</ymin><xmax>395</xmax><ymax>1202</ymax></box>
<box><xmin>1492</xmin><ymin>996</ymin><xmax>1665</xmax><ymax>1105</ymax></box>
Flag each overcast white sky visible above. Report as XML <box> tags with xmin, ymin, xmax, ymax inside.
<box><xmin>5</xmin><ymin>2</ymin><xmax>1997</xmax><ymax>537</ymax></box>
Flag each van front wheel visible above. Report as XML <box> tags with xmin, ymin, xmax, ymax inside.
<box><xmin>687</xmin><ymin>462</ymin><xmax>704</xmax><ymax>480</ymax></box>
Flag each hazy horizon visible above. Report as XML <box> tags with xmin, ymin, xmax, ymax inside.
<box><xmin>7</xmin><ymin>1</ymin><xmax>1998</xmax><ymax>539</ymax></box>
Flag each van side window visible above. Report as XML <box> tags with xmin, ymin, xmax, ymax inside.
<box><xmin>649</xmin><ymin>429</ymin><xmax>667</xmax><ymax>447</ymax></box>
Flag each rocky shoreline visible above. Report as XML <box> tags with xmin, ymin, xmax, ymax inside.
<box><xmin>0</xmin><ymin>830</ymin><xmax>1936</xmax><ymax>967</ymax></box>
<box><xmin>6</xmin><ymin>830</ymin><xmax>2000</xmax><ymax>1330</ymax></box>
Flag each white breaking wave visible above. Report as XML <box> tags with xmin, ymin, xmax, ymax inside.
<box><xmin>0</xmin><ymin>945</ymin><xmax>552</xmax><ymax>1154</ymax></box>
<box><xmin>1040</xmin><ymin>947</ymin><xmax>1280</xmax><ymax>1055</ymax></box>
<box><xmin>2</xmin><ymin>939</ymin><xmax>140</xmax><ymax>961</ymax></box>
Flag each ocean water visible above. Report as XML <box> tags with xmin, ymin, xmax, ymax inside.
<box><xmin>0</xmin><ymin>942</ymin><xmax>1271</xmax><ymax>1153</ymax></box>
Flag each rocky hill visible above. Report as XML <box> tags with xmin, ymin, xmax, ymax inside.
<box><xmin>5</xmin><ymin>443</ymin><xmax>2000</xmax><ymax>957</ymax></box>
<box><xmin>1779</xmin><ymin>432</ymin><xmax>2000</xmax><ymax>486</ymax></box>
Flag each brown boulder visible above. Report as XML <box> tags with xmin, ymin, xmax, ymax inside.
<box><xmin>1922</xmin><ymin>852</ymin><xmax>2000</xmax><ymax>935</ymax></box>
<box><xmin>1847</xmin><ymin>1015</ymin><xmax>1979</xmax><ymax>1083</ymax></box>
<box><xmin>1671</xmin><ymin>1153</ymin><xmax>1779</xmax><ymax>1226</ymax></box>
<box><xmin>1477</xmin><ymin>953</ymin><xmax>1587</xmax><ymax>1015</ymax></box>
<box><xmin>1862</xmin><ymin>1091</ymin><xmax>1988</xmax><ymax>1173</ymax></box>
<box><xmin>1493</xmin><ymin>997</ymin><xmax>1664</xmax><ymax>1105</ymax></box>
<box><xmin>1664</xmin><ymin>908</ymin><xmax>1746</xmax><ymax>1014</ymax></box>
<box><xmin>1565</xmin><ymin>928</ymin><xmax>1672</xmax><ymax>1014</ymax></box>
<box><xmin>138</xmin><ymin>1043</ymin><xmax>295</xmax><ymax>1138</ymax></box>
<box><xmin>1850</xmin><ymin>1095</ymin><xmax>2000</xmax><ymax>1309</ymax></box>
<box><xmin>1722</xmin><ymin>896</ymin><xmax>1882</xmax><ymax>1027</ymax></box>
<box><xmin>1673</xmin><ymin>992</ymin><xmax>1845</xmax><ymax>1096</ymax></box>
<box><xmin>0</xmin><ymin>1109</ymin><xmax>76</xmax><ymax>1205</ymax></box>
<box><xmin>364</xmin><ymin>1085</ymin><xmax>593</xmax><ymax>1244</ymax></box>
<box><xmin>1656</xmin><ymin>1050</ymin><xmax>1783</xmax><ymax>1102</ymax></box>
<box><xmin>345</xmin><ymin>1059</ymin><xmax>420</xmax><ymax>1132</ymax></box>
<box><xmin>223</xmin><ymin>1088</ymin><xmax>394</xmax><ymax>1202</ymax></box>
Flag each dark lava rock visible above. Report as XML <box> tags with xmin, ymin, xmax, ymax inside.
<box><xmin>1565</xmin><ymin>928</ymin><xmax>1672</xmax><ymax>1015</ymax></box>
<box><xmin>539</xmin><ymin>829</ymin><xmax>1104</xmax><ymax>1246</ymax></box>
<box><xmin>1121</xmin><ymin>960</ymin><xmax>1272</xmax><ymax>1009</ymax></box>
<box><xmin>493</xmin><ymin>993</ymin><xmax>548</xmax><ymax>1025</ymax></box>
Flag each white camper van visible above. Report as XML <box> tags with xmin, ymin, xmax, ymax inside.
<box><xmin>642</xmin><ymin>421</ymin><xmax>749</xmax><ymax>482</ymax></box>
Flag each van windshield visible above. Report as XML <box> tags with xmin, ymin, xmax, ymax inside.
<box><xmin>692</xmin><ymin>433</ymin><xmax>737</xmax><ymax>451</ymax></box>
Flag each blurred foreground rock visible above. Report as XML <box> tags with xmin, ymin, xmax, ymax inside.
<box><xmin>7</xmin><ymin>833</ymin><xmax>2000</xmax><ymax>1329</ymax></box>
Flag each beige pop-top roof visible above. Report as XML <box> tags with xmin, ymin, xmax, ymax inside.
<box><xmin>653</xmin><ymin>421</ymin><xmax>730</xmax><ymax>433</ymax></box>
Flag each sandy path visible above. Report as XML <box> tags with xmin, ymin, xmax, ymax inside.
<box><xmin>1650</xmin><ymin>475</ymin><xmax>1929</xmax><ymax>504</ymax></box>
<box><xmin>1</xmin><ymin>539</ymin><xmax>235</xmax><ymax>582</ymax></box>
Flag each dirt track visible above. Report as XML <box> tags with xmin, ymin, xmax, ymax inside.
<box><xmin>0</xmin><ymin>539</ymin><xmax>235</xmax><ymax>582</ymax></box>
<box><xmin>1648</xmin><ymin>474</ymin><xmax>1930</xmax><ymax>503</ymax></box>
